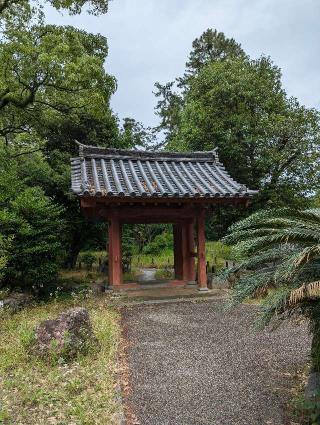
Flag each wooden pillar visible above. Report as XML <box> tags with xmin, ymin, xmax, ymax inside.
<box><xmin>174</xmin><ymin>222</ymin><xmax>194</xmax><ymax>282</ymax></box>
<box><xmin>108</xmin><ymin>215</ymin><xmax>122</xmax><ymax>287</ymax></box>
<box><xmin>173</xmin><ymin>224</ymin><xmax>183</xmax><ymax>280</ymax></box>
<box><xmin>181</xmin><ymin>223</ymin><xmax>189</xmax><ymax>281</ymax></box>
<box><xmin>186</xmin><ymin>220</ymin><xmax>196</xmax><ymax>285</ymax></box>
<box><xmin>197</xmin><ymin>209</ymin><xmax>208</xmax><ymax>291</ymax></box>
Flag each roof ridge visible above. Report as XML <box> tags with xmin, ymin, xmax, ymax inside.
<box><xmin>76</xmin><ymin>143</ymin><xmax>219</xmax><ymax>162</ymax></box>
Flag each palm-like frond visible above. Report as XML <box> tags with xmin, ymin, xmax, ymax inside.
<box><xmin>223</xmin><ymin>207</ymin><xmax>320</xmax><ymax>325</ymax></box>
<box><xmin>228</xmin><ymin>208</ymin><xmax>320</xmax><ymax>234</ymax></box>
<box><xmin>289</xmin><ymin>281</ymin><xmax>320</xmax><ymax>306</ymax></box>
<box><xmin>233</xmin><ymin>246</ymin><xmax>297</xmax><ymax>271</ymax></box>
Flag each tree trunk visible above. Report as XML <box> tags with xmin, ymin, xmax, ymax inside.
<box><xmin>64</xmin><ymin>236</ymin><xmax>83</xmax><ymax>269</ymax></box>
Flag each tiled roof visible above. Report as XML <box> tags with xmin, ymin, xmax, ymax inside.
<box><xmin>71</xmin><ymin>144</ymin><xmax>257</xmax><ymax>199</ymax></box>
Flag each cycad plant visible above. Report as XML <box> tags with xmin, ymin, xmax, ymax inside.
<box><xmin>223</xmin><ymin>208</ymin><xmax>320</xmax><ymax>372</ymax></box>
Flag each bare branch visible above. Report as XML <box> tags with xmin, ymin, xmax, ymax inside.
<box><xmin>9</xmin><ymin>148</ymin><xmax>42</xmax><ymax>158</ymax></box>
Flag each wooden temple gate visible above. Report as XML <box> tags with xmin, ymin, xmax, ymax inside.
<box><xmin>71</xmin><ymin>144</ymin><xmax>257</xmax><ymax>291</ymax></box>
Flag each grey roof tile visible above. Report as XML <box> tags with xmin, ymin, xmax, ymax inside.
<box><xmin>70</xmin><ymin>144</ymin><xmax>258</xmax><ymax>199</ymax></box>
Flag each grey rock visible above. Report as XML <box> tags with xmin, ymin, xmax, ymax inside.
<box><xmin>32</xmin><ymin>307</ymin><xmax>98</xmax><ymax>360</ymax></box>
<box><xmin>91</xmin><ymin>282</ymin><xmax>105</xmax><ymax>295</ymax></box>
<box><xmin>2</xmin><ymin>292</ymin><xmax>34</xmax><ymax>312</ymax></box>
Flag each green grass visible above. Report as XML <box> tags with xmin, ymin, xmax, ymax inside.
<box><xmin>0</xmin><ymin>295</ymin><xmax>121</xmax><ymax>425</ymax></box>
<box><xmin>154</xmin><ymin>267</ymin><xmax>174</xmax><ymax>280</ymax></box>
<box><xmin>131</xmin><ymin>241</ymin><xmax>233</xmax><ymax>270</ymax></box>
<box><xmin>77</xmin><ymin>242</ymin><xmax>233</xmax><ymax>272</ymax></box>
<box><xmin>132</xmin><ymin>248</ymin><xmax>174</xmax><ymax>269</ymax></box>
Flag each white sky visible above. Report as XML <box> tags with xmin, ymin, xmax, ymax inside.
<box><xmin>46</xmin><ymin>0</ymin><xmax>320</xmax><ymax>127</ymax></box>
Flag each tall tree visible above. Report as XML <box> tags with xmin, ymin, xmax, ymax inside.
<box><xmin>120</xmin><ymin>117</ymin><xmax>156</xmax><ymax>149</ymax></box>
<box><xmin>37</xmin><ymin>111</ymin><xmax>121</xmax><ymax>268</ymax></box>
<box><xmin>0</xmin><ymin>144</ymin><xmax>65</xmax><ymax>289</ymax></box>
<box><xmin>0</xmin><ymin>0</ymin><xmax>124</xmax><ymax>270</ymax></box>
<box><xmin>154</xmin><ymin>29</ymin><xmax>320</xmax><ymax>230</ymax></box>
<box><xmin>173</xmin><ymin>57</ymin><xmax>320</xmax><ymax>202</ymax></box>
<box><xmin>154</xmin><ymin>29</ymin><xmax>246</xmax><ymax>146</ymax></box>
<box><xmin>183</xmin><ymin>28</ymin><xmax>246</xmax><ymax>79</ymax></box>
<box><xmin>0</xmin><ymin>22</ymin><xmax>116</xmax><ymax>141</ymax></box>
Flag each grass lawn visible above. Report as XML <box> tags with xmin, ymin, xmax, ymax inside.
<box><xmin>0</xmin><ymin>295</ymin><xmax>121</xmax><ymax>425</ymax></box>
<box><xmin>80</xmin><ymin>241</ymin><xmax>233</xmax><ymax>273</ymax></box>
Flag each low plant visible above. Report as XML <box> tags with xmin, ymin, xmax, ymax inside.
<box><xmin>0</xmin><ymin>296</ymin><xmax>120</xmax><ymax>424</ymax></box>
<box><xmin>80</xmin><ymin>252</ymin><xmax>96</xmax><ymax>271</ymax></box>
<box><xmin>223</xmin><ymin>208</ymin><xmax>320</xmax><ymax>372</ymax></box>
<box><xmin>142</xmin><ymin>232</ymin><xmax>173</xmax><ymax>255</ymax></box>
<box><xmin>293</xmin><ymin>391</ymin><xmax>320</xmax><ymax>424</ymax></box>
<box><xmin>155</xmin><ymin>267</ymin><xmax>174</xmax><ymax>280</ymax></box>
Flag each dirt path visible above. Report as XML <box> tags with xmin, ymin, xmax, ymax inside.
<box><xmin>122</xmin><ymin>299</ymin><xmax>310</xmax><ymax>425</ymax></box>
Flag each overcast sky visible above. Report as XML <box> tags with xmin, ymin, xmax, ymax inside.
<box><xmin>46</xmin><ymin>0</ymin><xmax>320</xmax><ymax>128</ymax></box>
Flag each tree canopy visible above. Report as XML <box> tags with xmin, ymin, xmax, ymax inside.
<box><xmin>0</xmin><ymin>0</ymin><xmax>109</xmax><ymax>16</ymax></box>
<box><xmin>0</xmin><ymin>19</ymin><xmax>116</xmax><ymax>141</ymax></box>
<box><xmin>155</xmin><ymin>29</ymin><xmax>320</xmax><ymax>213</ymax></box>
<box><xmin>0</xmin><ymin>0</ymin><xmax>119</xmax><ymax>286</ymax></box>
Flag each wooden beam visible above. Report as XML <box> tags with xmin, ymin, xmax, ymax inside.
<box><xmin>99</xmin><ymin>206</ymin><xmax>197</xmax><ymax>223</ymax></box>
<box><xmin>80</xmin><ymin>196</ymin><xmax>250</xmax><ymax>209</ymax></box>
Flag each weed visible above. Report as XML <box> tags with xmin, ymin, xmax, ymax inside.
<box><xmin>0</xmin><ymin>296</ymin><xmax>121</xmax><ymax>424</ymax></box>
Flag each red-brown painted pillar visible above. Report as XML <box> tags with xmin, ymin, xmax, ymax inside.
<box><xmin>181</xmin><ymin>223</ymin><xmax>189</xmax><ymax>281</ymax></box>
<box><xmin>186</xmin><ymin>220</ymin><xmax>196</xmax><ymax>285</ymax></box>
<box><xmin>173</xmin><ymin>224</ymin><xmax>183</xmax><ymax>280</ymax></box>
<box><xmin>108</xmin><ymin>214</ymin><xmax>122</xmax><ymax>287</ymax></box>
<box><xmin>197</xmin><ymin>209</ymin><xmax>208</xmax><ymax>291</ymax></box>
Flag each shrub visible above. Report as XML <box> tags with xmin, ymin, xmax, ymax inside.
<box><xmin>1</xmin><ymin>187</ymin><xmax>65</xmax><ymax>291</ymax></box>
<box><xmin>0</xmin><ymin>233</ymin><xmax>12</xmax><ymax>284</ymax></box>
<box><xmin>293</xmin><ymin>391</ymin><xmax>320</xmax><ymax>424</ymax></box>
<box><xmin>81</xmin><ymin>253</ymin><xmax>96</xmax><ymax>271</ymax></box>
<box><xmin>142</xmin><ymin>232</ymin><xmax>173</xmax><ymax>255</ymax></box>
<box><xmin>223</xmin><ymin>208</ymin><xmax>320</xmax><ymax>372</ymax></box>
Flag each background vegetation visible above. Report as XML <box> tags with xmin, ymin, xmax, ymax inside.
<box><xmin>1</xmin><ymin>2</ymin><xmax>319</xmax><ymax>291</ymax></box>
<box><xmin>1</xmin><ymin>1</ymin><xmax>320</xmax><ymax>423</ymax></box>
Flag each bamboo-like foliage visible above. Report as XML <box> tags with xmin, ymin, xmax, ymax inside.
<box><xmin>223</xmin><ymin>208</ymin><xmax>320</xmax><ymax>326</ymax></box>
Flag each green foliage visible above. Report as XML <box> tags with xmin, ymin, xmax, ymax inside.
<box><xmin>206</xmin><ymin>241</ymin><xmax>232</xmax><ymax>261</ymax></box>
<box><xmin>223</xmin><ymin>208</ymin><xmax>320</xmax><ymax>370</ymax></box>
<box><xmin>142</xmin><ymin>231</ymin><xmax>173</xmax><ymax>255</ymax></box>
<box><xmin>0</xmin><ymin>234</ymin><xmax>12</xmax><ymax>283</ymax></box>
<box><xmin>0</xmin><ymin>0</ymin><xmax>127</xmax><ymax>271</ymax></box>
<box><xmin>129</xmin><ymin>224</ymin><xmax>170</xmax><ymax>254</ymax></box>
<box><xmin>183</xmin><ymin>28</ymin><xmax>246</xmax><ymax>80</ymax></box>
<box><xmin>0</xmin><ymin>145</ymin><xmax>65</xmax><ymax>289</ymax></box>
<box><xmin>0</xmin><ymin>20</ymin><xmax>116</xmax><ymax>140</ymax></box>
<box><xmin>4</xmin><ymin>187</ymin><xmax>65</xmax><ymax>288</ymax></box>
<box><xmin>0</xmin><ymin>0</ymin><xmax>109</xmax><ymax>16</ymax></box>
<box><xmin>294</xmin><ymin>391</ymin><xmax>320</xmax><ymax>425</ymax></box>
<box><xmin>80</xmin><ymin>253</ymin><xmax>96</xmax><ymax>271</ymax></box>
<box><xmin>120</xmin><ymin>117</ymin><xmax>156</xmax><ymax>149</ymax></box>
<box><xmin>132</xmin><ymin>249</ymin><xmax>174</xmax><ymax>269</ymax></box>
<box><xmin>155</xmin><ymin>28</ymin><xmax>320</xmax><ymax>233</ymax></box>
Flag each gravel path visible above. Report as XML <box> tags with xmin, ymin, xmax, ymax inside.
<box><xmin>122</xmin><ymin>299</ymin><xmax>311</xmax><ymax>425</ymax></box>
